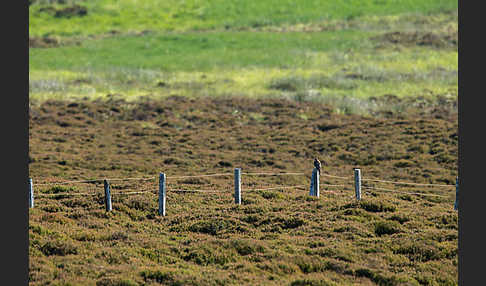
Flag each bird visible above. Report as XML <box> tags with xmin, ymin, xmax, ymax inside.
<box><xmin>314</xmin><ymin>158</ymin><xmax>321</xmax><ymax>174</ymax></box>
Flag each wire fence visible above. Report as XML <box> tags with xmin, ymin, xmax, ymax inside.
<box><xmin>29</xmin><ymin>167</ymin><xmax>458</xmax><ymax>213</ymax></box>
<box><xmin>361</xmin><ymin>185</ymin><xmax>450</xmax><ymax>198</ymax></box>
<box><xmin>31</xmin><ymin>171</ymin><xmax>456</xmax><ymax>195</ymax></box>
<box><xmin>361</xmin><ymin>178</ymin><xmax>454</xmax><ymax>188</ymax></box>
<box><xmin>33</xmin><ymin>176</ymin><xmax>155</xmax><ymax>186</ymax></box>
<box><xmin>167</xmin><ymin>173</ymin><xmax>233</xmax><ymax>179</ymax></box>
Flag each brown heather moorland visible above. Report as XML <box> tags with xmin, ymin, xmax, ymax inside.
<box><xmin>28</xmin><ymin>95</ymin><xmax>457</xmax><ymax>285</ymax></box>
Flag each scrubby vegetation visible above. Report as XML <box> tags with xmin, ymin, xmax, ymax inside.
<box><xmin>29</xmin><ymin>97</ymin><xmax>457</xmax><ymax>285</ymax></box>
<box><xmin>29</xmin><ymin>0</ymin><xmax>457</xmax><ymax>285</ymax></box>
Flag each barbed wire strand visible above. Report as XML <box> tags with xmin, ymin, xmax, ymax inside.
<box><xmin>320</xmin><ymin>173</ymin><xmax>353</xmax><ymax>180</ymax></box>
<box><xmin>35</xmin><ymin>192</ymin><xmax>100</xmax><ymax>197</ymax></box>
<box><xmin>320</xmin><ymin>190</ymin><xmax>348</xmax><ymax>194</ymax></box>
<box><xmin>361</xmin><ymin>178</ymin><xmax>454</xmax><ymax>187</ymax></box>
<box><xmin>242</xmin><ymin>172</ymin><xmax>305</xmax><ymax>176</ymax></box>
<box><xmin>34</xmin><ymin>179</ymin><xmax>103</xmax><ymax>186</ymax></box>
<box><xmin>105</xmin><ymin>177</ymin><xmax>155</xmax><ymax>182</ymax></box>
<box><xmin>321</xmin><ymin>186</ymin><xmax>354</xmax><ymax>194</ymax></box>
<box><xmin>34</xmin><ymin>176</ymin><xmax>155</xmax><ymax>186</ymax></box>
<box><xmin>362</xmin><ymin>186</ymin><xmax>450</xmax><ymax>198</ymax></box>
<box><xmin>321</xmin><ymin>184</ymin><xmax>348</xmax><ymax>187</ymax></box>
<box><xmin>167</xmin><ymin>173</ymin><xmax>233</xmax><ymax>179</ymax></box>
<box><xmin>111</xmin><ymin>190</ymin><xmax>156</xmax><ymax>195</ymax></box>
<box><xmin>246</xmin><ymin>185</ymin><xmax>307</xmax><ymax>192</ymax></box>
<box><xmin>169</xmin><ymin>189</ymin><xmax>228</xmax><ymax>193</ymax></box>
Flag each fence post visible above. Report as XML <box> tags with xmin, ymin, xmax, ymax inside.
<box><xmin>159</xmin><ymin>173</ymin><xmax>166</xmax><ymax>216</ymax></box>
<box><xmin>454</xmin><ymin>176</ymin><xmax>458</xmax><ymax>211</ymax></box>
<box><xmin>29</xmin><ymin>178</ymin><xmax>34</xmax><ymax>208</ymax></box>
<box><xmin>309</xmin><ymin>169</ymin><xmax>315</xmax><ymax>196</ymax></box>
<box><xmin>354</xmin><ymin>168</ymin><xmax>361</xmax><ymax>200</ymax></box>
<box><xmin>104</xmin><ymin>179</ymin><xmax>112</xmax><ymax>212</ymax></box>
<box><xmin>309</xmin><ymin>168</ymin><xmax>319</xmax><ymax>197</ymax></box>
<box><xmin>234</xmin><ymin>168</ymin><xmax>241</xmax><ymax>205</ymax></box>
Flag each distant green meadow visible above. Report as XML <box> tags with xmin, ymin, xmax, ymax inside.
<box><xmin>29</xmin><ymin>0</ymin><xmax>458</xmax><ymax>36</ymax></box>
<box><xmin>29</xmin><ymin>0</ymin><xmax>457</xmax><ymax>113</ymax></box>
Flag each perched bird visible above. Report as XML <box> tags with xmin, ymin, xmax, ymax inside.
<box><xmin>314</xmin><ymin>158</ymin><xmax>321</xmax><ymax>173</ymax></box>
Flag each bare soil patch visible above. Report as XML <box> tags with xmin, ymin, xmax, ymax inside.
<box><xmin>29</xmin><ymin>37</ymin><xmax>61</xmax><ymax>48</ymax></box>
<box><xmin>372</xmin><ymin>30</ymin><xmax>457</xmax><ymax>48</ymax></box>
<box><xmin>54</xmin><ymin>5</ymin><xmax>88</xmax><ymax>18</ymax></box>
<box><xmin>29</xmin><ymin>36</ymin><xmax>83</xmax><ymax>49</ymax></box>
<box><xmin>37</xmin><ymin>4</ymin><xmax>88</xmax><ymax>18</ymax></box>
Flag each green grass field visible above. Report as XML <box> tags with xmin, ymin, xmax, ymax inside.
<box><xmin>29</xmin><ymin>0</ymin><xmax>457</xmax><ymax>36</ymax></box>
<box><xmin>29</xmin><ymin>0</ymin><xmax>457</xmax><ymax>115</ymax></box>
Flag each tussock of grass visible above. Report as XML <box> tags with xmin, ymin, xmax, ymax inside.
<box><xmin>290</xmin><ymin>278</ymin><xmax>339</xmax><ymax>286</ymax></box>
<box><xmin>388</xmin><ymin>214</ymin><xmax>410</xmax><ymax>224</ymax></box>
<box><xmin>182</xmin><ymin>244</ymin><xmax>236</xmax><ymax>266</ymax></box>
<box><xmin>139</xmin><ymin>270</ymin><xmax>178</xmax><ymax>285</ymax></box>
<box><xmin>230</xmin><ymin>239</ymin><xmax>266</xmax><ymax>256</ymax></box>
<box><xmin>188</xmin><ymin>219</ymin><xmax>228</xmax><ymax>236</ymax></box>
<box><xmin>96</xmin><ymin>277</ymin><xmax>138</xmax><ymax>286</ymax></box>
<box><xmin>393</xmin><ymin>240</ymin><xmax>444</xmax><ymax>262</ymax></box>
<box><xmin>40</xmin><ymin>239</ymin><xmax>78</xmax><ymax>256</ymax></box>
<box><xmin>374</xmin><ymin>221</ymin><xmax>402</xmax><ymax>236</ymax></box>
<box><xmin>360</xmin><ymin>200</ymin><xmax>397</xmax><ymax>213</ymax></box>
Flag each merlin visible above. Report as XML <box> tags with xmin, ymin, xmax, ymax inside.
<box><xmin>314</xmin><ymin>158</ymin><xmax>321</xmax><ymax>173</ymax></box>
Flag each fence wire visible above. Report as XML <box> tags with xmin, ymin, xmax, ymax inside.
<box><xmin>320</xmin><ymin>173</ymin><xmax>353</xmax><ymax>180</ymax></box>
<box><xmin>33</xmin><ymin>176</ymin><xmax>155</xmax><ymax>186</ymax></box>
<box><xmin>361</xmin><ymin>178</ymin><xmax>455</xmax><ymax>188</ymax></box>
<box><xmin>167</xmin><ymin>173</ymin><xmax>233</xmax><ymax>179</ymax></box>
<box><xmin>30</xmin><ymin>168</ymin><xmax>457</xmax><ymax>202</ymax></box>
<box><xmin>35</xmin><ymin>192</ymin><xmax>100</xmax><ymax>198</ymax></box>
<box><xmin>362</xmin><ymin>185</ymin><xmax>450</xmax><ymax>198</ymax></box>
<box><xmin>169</xmin><ymin>189</ymin><xmax>229</xmax><ymax>193</ymax></box>
<box><xmin>245</xmin><ymin>185</ymin><xmax>307</xmax><ymax>192</ymax></box>
<box><xmin>111</xmin><ymin>189</ymin><xmax>156</xmax><ymax>195</ymax></box>
<box><xmin>242</xmin><ymin>172</ymin><xmax>305</xmax><ymax>176</ymax></box>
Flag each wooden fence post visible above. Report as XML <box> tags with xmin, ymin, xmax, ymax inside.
<box><xmin>354</xmin><ymin>168</ymin><xmax>361</xmax><ymax>200</ymax></box>
<box><xmin>454</xmin><ymin>176</ymin><xmax>458</xmax><ymax>211</ymax></box>
<box><xmin>104</xmin><ymin>179</ymin><xmax>112</xmax><ymax>211</ymax></box>
<box><xmin>309</xmin><ymin>168</ymin><xmax>319</xmax><ymax>197</ymax></box>
<box><xmin>309</xmin><ymin>169</ymin><xmax>315</xmax><ymax>196</ymax></box>
<box><xmin>159</xmin><ymin>173</ymin><xmax>166</xmax><ymax>216</ymax></box>
<box><xmin>29</xmin><ymin>178</ymin><xmax>34</xmax><ymax>208</ymax></box>
<box><xmin>234</xmin><ymin>168</ymin><xmax>241</xmax><ymax>205</ymax></box>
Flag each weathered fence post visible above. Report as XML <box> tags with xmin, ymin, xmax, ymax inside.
<box><xmin>309</xmin><ymin>169</ymin><xmax>315</xmax><ymax>196</ymax></box>
<box><xmin>309</xmin><ymin>168</ymin><xmax>319</xmax><ymax>197</ymax></box>
<box><xmin>234</xmin><ymin>168</ymin><xmax>241</xmax><ymax>205</ymax></box>
<box><xmin>354</xmin><ymin>168</ymin><xmax>361</xmax><ymax>200</ymax></box>
<box><xmin>159</xmin><ymin>173</ymin><xmax>166</xmax><ymax>216</ymax></box>
<box><xmin>454</xmin><ymin>176</ymin><xmax>458</xmax><ymax>211</ymax></box>
<box><xmin>103</xmin><ymin>179</ymin><xmax>112</xmax><ymax>211</ymax></box>
<box><xmin>29</xmin><ymin>178</ymin><xmax>34</xmax><ymax>208</ymax></box>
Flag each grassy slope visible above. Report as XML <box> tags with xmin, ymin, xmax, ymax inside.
<box><xmin>30</xmin><ymin>30</ymin><xmax>370</xmax><ymax>71</ymax></box>
<box><xmin>29</xmin><ymin>0</ymin><xmax>457</xmax><ymax>36</ymax></box>
<box><xmin>29</xmin><ymin>1</ymin><xmax>458</xmax><ymax>109</ymax></box>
